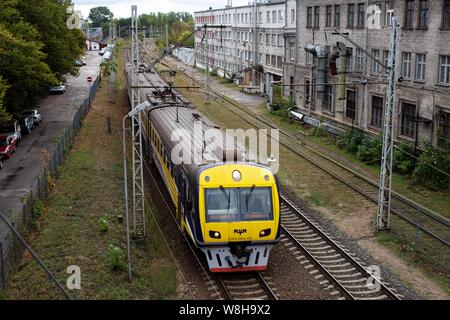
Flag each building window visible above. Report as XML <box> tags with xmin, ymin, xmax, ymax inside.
<box><xmin>346</xmin><ymin>90</ymin><xmax>356</xmax><ymax>120</ymax></box>
<box><xmin>258</xmin><ymin>12</ymin><xmax>262</xmax><ymax>23</ymax></box>
<box><xmin>415</xmin><ymin>53</ymin><xmax>426</xmax><ymax>81</ymax></box>
<box><xmin>383</xmin><ymin>50</ymin><xmax>390</xmax><ymax>74</ymax></box>
<box><xmin>439</xmin><ymin>110</ymin><xmax>450</xmax><ymax>145</ymax></box>
<box><xmin>266</xmin><ymin>34</ymin><xmax>270</xmax><ymax>45</ymax></box>
<box><xmin>371</xmin><ymin>96</ymin><xmax>384</xmax><ymax>128</ymax></box>
<box><xmin>272</xmin><ymin>10</ymin><xmax>277</xmax><ymax>23</ymax></box>
<box><xmin>277</xmin><ymin>56</ymin><xmax>283</xmax><ymax>68</ymax></box>
<box><xmin>271</xmin><ymin>34</ymin><xmax>276</xmax><ymax>45</ymax></box>
<box><xmin>348</xmin><ymin>4</ymin><xmax>355</xmax><ymax>27</ymax></box>
<box><xmin>307</xmin><ymin>7</ymin><xmax>313</xmax><ymax>28</ymax></box>
<box><xmin>322</xmin><ymin>85</ymin><xmax>333</xmax><ymax>112</ymax></box>
<box><xmin>334</xmin><ymin>5</ymin><xmax>341</xmax><ymax>27</ymax></box>
<box><xmin>278</xmin><ymin>10</ymin><xmax>283</xmax><ymax>23</ymax></box>
<box><xmin>418</xmin><ymin>0</ymin><xmax>429</xmax><ymax>28</ymax></box>
<box><xmin>259</xmin><ymin>32</ymin><xmax>263</xmax><ymax>44</ymax></box>
<box><xmin>314</xmin><ymin>6</ymin><xmax>320</xmax><ymax>28</ymax></box>
<box><xmin>357</xmin><ymin>3</ymin><xmax>366</xmax><ymax>27</ymax></box>
<box><xmin>356</xmin><ymin>48</ymin><xmax>364</xmax><ymax>71</ymax></box>
<box><xmin>401</xmin><ymin>102</ymin><xmax>416</xmax><ymax>138</ymax></box>
<box><xmin>385</xmin><ymin>1</ymin><xmax>394</xmax><ymax>26</ymax></box>
<box><xmin>346</xmin><ymin>48</ymin><xmax>353</xmax><ymax>71</ymax></box>
<box><xmin>443</xmin><ymin>0</ymin><xmax>450</xmax><ymax>28</ymax></box>
<box><xmin>267</xmin><ymin>11</ymin><xmax>271</xmax><ymax>23</ymax></box>
<box><xmin>326</xmin><ymin>5</ymin><xmax>332</xmax><ymax>27</ymax></box>
<box><xmin>266</xmin><ymin>54</ymin><xmax>270</xmax><ymax>66</ymax></box>
<box><xmin>439</xmin><ymin>55</ymin><xmax>450</xmax><ymax>84</ymax></box>
<box><xmin>402</xmin><ymin>52</ymin><xmax>412</xmax><ymax>78</ymax></box>
<box><xmin>405</xmin><ymin>0</ymin><xmax>415</xmax><ymax>29</ymax></box>
<box><xmin>371</xmin><ymin>49</ymin><xmax>380</xmax><ymax>73</ymax></box>
<box><xmin>277</xmin><ymin>34</ymin><xmax>283</xmax><ymax>46</ymax></box>
<box><xmin>291</xmin><ymin>9</ymin><xmax>295</xmax><ymax>24</ymax></box>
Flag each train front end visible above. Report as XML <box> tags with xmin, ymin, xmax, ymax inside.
<box><xmin>198</xmin><ymin>164</ymin><xmax>280</xmax><ymax>272</ymax></box>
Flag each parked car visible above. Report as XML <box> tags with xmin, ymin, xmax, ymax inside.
<box><xmin>0</xmin><ymin>135</ymin><xmax>17</xmax><ymax>160</ymax></box>
<box><xmin>75</xmin><ymin>56</ymin><xmax>87</xmax><ymax>67</ymax></box>
<box><xmin>49</xmin><ymin>84</ymin><xmax>66</xmax><ymax>94</ymax></box>
<box><xmin>0</xmin><ymin>121</ymin><xmax>21</xmax><ymax>144</ymax></box>
<box><xmin>17</xmin><ymin>115</ymin><xmax>34</xmax><ymax>134</ymax></box>
<box><xmin>22</xmin><ymin>109</ymin><xmax>42</xmax><ymax>125</ymax></box>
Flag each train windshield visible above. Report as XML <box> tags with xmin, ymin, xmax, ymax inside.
<box><xmin>205</xmin><ymin>187</ymin><xmax>273</xmax><ymax>222</ymax></box>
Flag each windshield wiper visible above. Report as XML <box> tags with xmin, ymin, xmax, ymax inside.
<box><xmin>220</xmin><ymin>186</ymin><xmax>231</xmax><ymax>213</ymax></box>
<box><xmin>246</xmin><ymin>185</ymin><xmax>256</xmax><ymax>212</ymax></box>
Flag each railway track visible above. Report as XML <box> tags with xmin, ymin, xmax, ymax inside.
<box><xmin>120</xmin><ymin>58</ymin><xmax>279</xmax><ymax>299</ymax></box>
<box><xmin>124</xmin><ymin>48</ymin><xmax>404</xmax><ymax>300</ymax></box>
<box><xmin>279</xmin><ymin>194</ymin><xmax>401</xmax><ymax>300</ymax></box>
<box><xmin>146</xmin><ymin>51</ymin><xmax>450</xmax><ymax>249</ymax></box>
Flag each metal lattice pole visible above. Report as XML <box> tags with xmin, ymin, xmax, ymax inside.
<box><xmin>131</xmin><ymin>5</ymin><xmax>146</xmax><ymax>237</ymax></box>
<box><xmin>376</xmin><ymin>16</ymin><xmax>398</xmax><ymax>230</ymax></box>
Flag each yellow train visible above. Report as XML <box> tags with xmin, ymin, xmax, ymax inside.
<box><xmin>127</xmin><ymin>63</ymin><xmax>280</xmax><ymax>272</ymax></box>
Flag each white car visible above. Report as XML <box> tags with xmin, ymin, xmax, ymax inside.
<box><xmin>49</xmin><ymin>84</ymin><xmax>66</xmax><ymax>94</ymax></box>
<box><xmin>22</xmin><ymin>109</ymin><xmax>42</xmax><ymax>125</ymax></box>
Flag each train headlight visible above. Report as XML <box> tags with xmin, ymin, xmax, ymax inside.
<box><xmin>232</xmin><ymin>170</ymin><xmax>242</xmax><ymax>182</ymax></box>
<box><xmin>264</xmin><ymin>175</ymin><xmax>270</xmax><ymax>181</ymax></box>
<box><xmin>260</xmin><ymin>229</ymin><xmax>271</xmax><ymax>237</ymax></box>
<box><xmin>209</xmin><ymin>231</ymin><xmax>221</xmax><ymax>239</ymax></box>
<box><xmin>205</xmin><ymin>176</ymin><xmax>210</xmax><ymax>182</ymax></box>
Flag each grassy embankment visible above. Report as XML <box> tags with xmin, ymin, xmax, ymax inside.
<box><xmin>0</xmin><ymin>47</ymin><xmax>179</xmax><ymax>300</ymax></box>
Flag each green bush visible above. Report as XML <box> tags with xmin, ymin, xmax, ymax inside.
<box><xmin>412</xmin><ymin>144</ymin><xmax>450</xmax><ymax>190</ymax></box>
<box><xmin>356</xmin><ymin>137</ymin><xmax>382</xmax><ymax>165</ymax></box>
<box><xmin>107</xmin><ymin>244</ymin><xmax>126</xmax><ymax>271</ymax></box>
<box><xmin>271</xmin><ymin>85</ymin><xmax>283</xmax><ymax>110</ymax></box>
<box><xmin>393</xmin><ymin>144</ymin><xmax>416</xmax><ymax>175</ymax></box>
<box><xmin>336</xmin><ymin>130</ymin><xmax>364</xmax><ymax>154</ymax></box>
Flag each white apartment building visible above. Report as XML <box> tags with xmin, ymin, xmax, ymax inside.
<box><xmin>194</xmin><ymin>0</ymin><xmax>296</xmax><ymax>99</ymax></box>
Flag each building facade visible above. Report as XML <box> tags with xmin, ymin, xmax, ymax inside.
<box><xmin>295</xmin><ymin>0</ymin><xmax>450</xmax><ymax>147</ymax></box>
<box><xmin>194</xmin><ymin>0</ymin><xmax>296</xmax><ymax>100</ymax></box>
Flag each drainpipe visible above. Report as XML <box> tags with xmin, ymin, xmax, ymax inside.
<box><xmin>305</xmin><ymin>44</ymin><xmax>328</xmax><ymax>101</ymax></box>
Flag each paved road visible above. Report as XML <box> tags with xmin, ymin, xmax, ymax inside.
<box><xmin>0</xmin><ymin>51</ymin><xmax>102</xmax><ymax>216</ymax></box>
<box><xmin>167</xmin><ymin>55</ymin><xmax>267</xmax><ymax>107</ymax></box>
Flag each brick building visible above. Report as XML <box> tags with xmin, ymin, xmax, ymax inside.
<box><xmin>294</xmin><ymin>0</ymin><xmax>450</xmax><ymax>147</ymax></box>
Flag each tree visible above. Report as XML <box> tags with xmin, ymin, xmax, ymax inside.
<box><xmin>17</xmin><ymin>0</ymin><xmax>85</xmax><ymax>79</ymax></box>
<box><xmin>88</xmin><ymin>6</ymin><xmax>113</xmax><ymax>27</ymax></box>
<box><xmin>0</xmin><ymin>76</ymin><xmax>11</xmax><ymax>123</ymax></box>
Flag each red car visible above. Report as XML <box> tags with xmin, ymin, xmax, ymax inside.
<box><xmin>0</xmin><ymin>135</ymin><xmax>17</xmax><ymax>160</ymax></box>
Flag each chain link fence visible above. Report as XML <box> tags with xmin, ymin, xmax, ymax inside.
<box><xmin>0</xmin><ymin>72</ymin><xmax>101</xmax><ymax>291</ymax></box>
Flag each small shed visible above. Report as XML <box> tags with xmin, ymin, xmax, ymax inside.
<box><xmin>86</xmin><ymin>40</ymin><xmax>100</xmax><ymax>51</ymax></box>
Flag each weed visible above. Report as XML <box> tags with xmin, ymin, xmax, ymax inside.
<box><xmin>106</xmin><ymin>244</ymin><xmax>126</xmax><ymax>271</ymax></box>
<box><xmin>99</xmin><ymin>218</ymin><xmax>109</xmax><ymax>233</ymax></box>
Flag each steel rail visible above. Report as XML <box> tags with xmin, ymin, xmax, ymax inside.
<box><xmin>280</xmin><ymin>195</ymin><xmax>401</xmax><ymax>300</ymax></box>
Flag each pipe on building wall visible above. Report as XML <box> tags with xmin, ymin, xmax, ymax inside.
<box><xmin>304</xmin><ymin>44</ymin><xmax>328</xmax><ymax>100</ymax></box>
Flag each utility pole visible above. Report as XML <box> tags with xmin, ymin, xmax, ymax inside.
<box><xmin>252</xmin><ymin>0</ymin><xmax>258</xmax><ymax>87</ymax></box>
<box><xmin>130</xmin><ymin>5</ymin><xmax>146</xmax><ymax>238</ymax></box>
<box><xmin>205</xmin><ymin>24</ymin><xmax>211</xmax><ymax>103</ymax></box>
<box><xmin>377</xmin><ymin>16</ymin><xmax>399</xmax><ymax>230</ymax></box>
<box><xmin>165</xmin><ymin>22</ymin><xmax>169</xmax><ymax>50</ymax></box>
